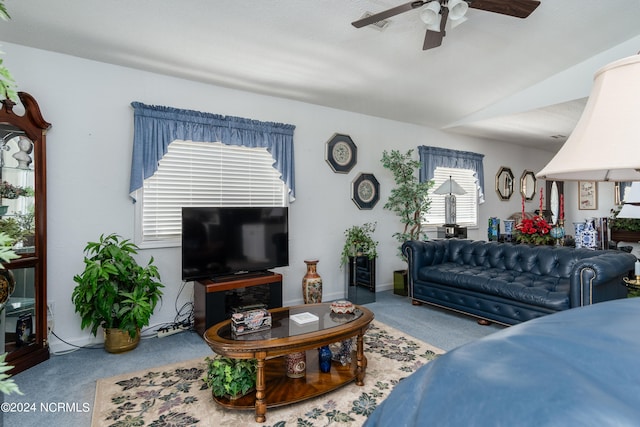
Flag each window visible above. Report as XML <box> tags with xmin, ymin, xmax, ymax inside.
<box><xmin>135</xmin><ymin>140</ymin><xmax>287</xmax><ymax>247</ymax></box>
<box><xmin>424</xmin><ymin>167</ymin><xmax>478</xmax><ymax>227</ymax></box>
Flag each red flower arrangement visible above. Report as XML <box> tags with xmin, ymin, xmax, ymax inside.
<box><xmin>515</xmin><ymin>187</ymin><xmax>554</xmax><ymax>245</ymax></box>
<box><xmin>515</xmin><ymin>216</ymin><xmax>553</xmax><ymax>245</ymax></box>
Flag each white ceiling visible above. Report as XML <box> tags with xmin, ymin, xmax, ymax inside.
<box><xmin>1</xmin><ymin>0</ymin><xmax>640</xmax><ymax>152</ymax></box>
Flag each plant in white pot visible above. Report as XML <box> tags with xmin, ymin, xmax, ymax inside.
<box><xmin>71</xmin><ymin>233</ymin><xmax>164</xmax><ymax>353</ymax></box>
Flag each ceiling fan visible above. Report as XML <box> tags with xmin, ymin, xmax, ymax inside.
<box><xmin>352</xmin><ymin>0</ymin><xmax>541</xmax><ymax>50</ymax></box>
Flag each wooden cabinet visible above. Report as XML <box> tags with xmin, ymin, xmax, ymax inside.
<box><xmin>0</xmin><ymin>93</ymin><xmax>50</xmax><ymax>374</ymax></box>
<box><xmin>194</xmin><ymin>273</ymin><xmax>283</xmax><ymax>336</ymax></box>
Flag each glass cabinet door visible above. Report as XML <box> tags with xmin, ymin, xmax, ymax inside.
<box><xmin>1</xmin><ymin>133</ymin><xmax>36</xmax><ymax>254</ymax></box>
<box><xmin>1</xmin><ymin>266</ymin><xmax>37</xmax><ymax>353</ymax></box>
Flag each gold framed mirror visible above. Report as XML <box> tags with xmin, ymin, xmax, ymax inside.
<box><xmin>495</xmin><ymin>166</ymin><xmax>514</xmax><ymax>201</ymax></box>
<box><xmin>520</xmin><ymin>170</ymin><xmax>537</xmax><ymax>201</ymax></box>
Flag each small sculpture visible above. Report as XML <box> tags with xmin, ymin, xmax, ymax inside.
<box><xmin>12</xmin><ymin>136</ymin><xmax>33</xmax><ymax>169</ymax></box>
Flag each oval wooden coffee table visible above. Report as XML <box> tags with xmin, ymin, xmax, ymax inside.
<box><xmin>204</xmin><ymin>303</ymin><xmax>374</xmax><ymax>422</ymax></box>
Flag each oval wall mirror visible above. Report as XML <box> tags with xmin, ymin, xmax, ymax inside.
<box><xmin>495</xmin><ymin>166</ymin><xmax>514</xmax><ymax>201</ymax></box>
<box><xmin>520</xmin><ymin>170</ymin><xmax>537</xmax><ymax>201</ymax></box>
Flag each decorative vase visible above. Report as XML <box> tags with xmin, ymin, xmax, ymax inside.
<box><xmin>503</xmin><ymin>219</ymin><xmax>515</xmax><ymax>242</ymax></box>
<box><xmin>302</xmin><ymin>259</ymin><xmax>322</xmax><ymax>304</ymax></box>
<box><xmin>104</xmin><ymin>328</ymin><xmax>141</xmax><ymax>353</ymax></box>
<box><xmin>286</xmin><ymin>351</ymin><xmax>306</xmax><ymax>378</ymax></box>
<box><xmin>573</xmin><ymin>222</ymin><xmax>586</xmax><ymax>248</ymax></box>
<box><xmin>332</xmin><ymin>338</ymin><xmax>354</xmax><ymax>366</ymax></box>
<box><xmin>0</xmin><ymin>269</ymin><xmax>16</xmax><ymax>312</ymax></box>
<box><xmin>318</xmin><ymin>345</ymin><xmax>332</xmax><ymax>373</ymax></box>
<box><xmin>581</xmin><ymin>220</ymin><xmax>597</xmax><ymax>249</ymax></box>
<box><xmin>488</xmin><ymin>217</ymin><xmax>500</xmax><ymax>241</ymax></box>
<box><xmin>550</xmin><ymin>220</ymin><xmax>565</xmax><ymax>246</ymax></box>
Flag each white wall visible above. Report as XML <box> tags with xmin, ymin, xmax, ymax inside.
<box><xmin>3</xmin><ymin>42</ymin><xmax>594</xmax><ymax>353</ymax></box>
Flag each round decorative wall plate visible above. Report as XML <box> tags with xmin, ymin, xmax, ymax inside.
<box><xmin>352</xmin><ymin>173</ymin><xmax>380</xmax><ymax>210</ymax></box>
<box><xmin>325</xmin><ymin>133</ymin><xmax>357</xmax><ymax>173</ymax></box>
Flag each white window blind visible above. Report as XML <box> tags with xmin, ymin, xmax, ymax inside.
<box><xmin>140</xmin><ymin>140</ymin><xmax>287</xmax><ymax>244</ymax></box>
<box><xmin>425</xmin><ymin>167</ymin><xmax>478</xmax><ymax>227</ymax></box>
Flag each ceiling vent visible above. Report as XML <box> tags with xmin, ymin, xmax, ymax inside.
<box><xmin>359</xmin><ymin>12</ymin><xmax>390</xmax><ymax>30</ymax></box>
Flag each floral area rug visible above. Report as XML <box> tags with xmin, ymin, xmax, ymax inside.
<box><xmin>92</xmin><ymin>320</ymin><xmax>443</xmax><ymax>426</ymax></box>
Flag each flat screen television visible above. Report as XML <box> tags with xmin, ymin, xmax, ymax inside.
<box><xmin>181</xmin><ymin>206</ymin><xmax>289</xmax><ymax>281</ymax></box>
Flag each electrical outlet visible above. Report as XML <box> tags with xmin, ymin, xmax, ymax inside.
<box><xmin>47</xmin><ymin>301</ymin><xmax>55</xmax><ymax>336</ymax></box>
<box><xmin>47</xmin><ymin>317</ymin><xmax>54</xmax><ymax>336</ymax></box>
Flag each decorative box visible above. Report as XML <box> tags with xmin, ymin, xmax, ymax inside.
<box><xmin>231</xmin><ymin>308</ymin><xmax>272</xmax><ymax>336</ymax></box>
<box><xmin>331</xmin><ymin>300</ymin><xmax>354</xmax><ymax>314</ymax></box>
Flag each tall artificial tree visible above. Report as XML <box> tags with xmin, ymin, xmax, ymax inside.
<box><xmin>381</xmin><ymin>149</ymin><xmax>433</xmax><ymax>258</ymax></box>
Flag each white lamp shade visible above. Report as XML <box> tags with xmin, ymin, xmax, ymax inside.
<box><xmin>448</xmin><ymin>0</ymin><xmax>469</xmax><ymax>21</ymax></box>
<box><xmin>434</xmin><ymin>177</ymin><xmax>466</xmax><ymax>195</ymax></box>
<box><xmin>537</xmin><ymin>55</ymin><xmax>640</xmax><ymax>182</ymax></box>
<box><xmin>420</xmin><ymin>1</ymin><xmax>441</xmax><ymax>26</ymax></box>
<box><xmin>618</xmin><ymin>181</ymin><xmax>640</xmax><ymax>218</ymax></box>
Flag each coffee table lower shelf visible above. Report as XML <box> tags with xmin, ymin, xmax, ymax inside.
<box><xmin>212</xmin><ymin>350</ymin><xmax>359</xmax><ymax>410</ymax></box>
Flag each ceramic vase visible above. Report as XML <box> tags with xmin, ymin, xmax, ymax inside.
<box><xmin>503</xmin><ymin>219</ymin><xmax>515</xmax><ymax>242</ymax></box>
<box><xmin>581</xmin><ymin>220</ymin><xmax>597</xmax><ymax>249</ymax></box>
<box><xmin>0</xmin><ymin>269</ymin><xmax>15</xmax><ymax>312</ymax></box>
<box><xmin>488</xmin><ymin>217</ymin><xmax>500</xmax><ymax>241</ymax></box>
<box><xmin>286</xmin><ymin>351</ymin><xmax>306</xmax><ymax>378</ymax></box>
<box><xmin>318</xmin><ymin>345</ymin><xmax>332</xmax><ymax>373</ymax></box>
<box><xmin>573</xmin><ymin>222</ymin><xmax>586</xmax><ymax>248</ymax></box>
<box><xmin>302</xmin><ymin>259</ymin><xmax>322</xmax><ymax>304</ymax></box>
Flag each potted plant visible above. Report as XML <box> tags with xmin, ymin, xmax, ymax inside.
<box><xmin>381</xmin><ymin>149</ymin><xmax>433</xmax><ymax>295</ymax></box>
<box><xmin>0</xmin><ymin>181</ymin><xmax>34</xmax><ymax>216</ymax></box>
<box><xmin>71</xmin><ymin>233</ymin><xmax>164</xmax><ymax>353</ymax></box>
<box><xmin>203</xmin><ymin>356</ymin><xmax>257</xmax><ymax>400</ymax></box>
<box><xmin>0</xmin><ymin>232</ymin><xmax>21</xmax><ymax>395</ymax></box>
<box><xmin>340</xmin><ymin>222</ymin><xmax>378</xmax><ymax>266</ymax></box>
<box><xmin>610</xmin><ymin>206</ymin><xmax>640</xmax><ymax>242</ymax></box>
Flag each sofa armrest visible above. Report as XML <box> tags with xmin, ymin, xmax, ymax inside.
<box><xmin>569</xmin><ymin>252</ymin><xmax>636</xmax><ymax>306</ymax></box>
<box><xmin>402</xmin><ymin>240</ymin><xmax>445</xmax><ymax>296</ymax></box>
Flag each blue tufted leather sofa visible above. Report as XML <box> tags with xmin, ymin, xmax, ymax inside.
<box><xmin>402</xmin><ymin>239</ymin><xmax>635</xmax><ymax>325</ymax></box>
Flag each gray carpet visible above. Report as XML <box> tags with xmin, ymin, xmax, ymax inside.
<box><xmin>2</xmin><ymin>290</ymin><xmax>502</xmax><ymax>427</ymax></box>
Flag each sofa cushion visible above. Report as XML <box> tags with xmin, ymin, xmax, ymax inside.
<box><xmin>418</xmin><ymin>263</ymin><xmax>570</xmax><ymax>311</ymax></box>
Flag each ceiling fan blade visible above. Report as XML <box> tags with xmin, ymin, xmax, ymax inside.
<box><xmin>352</xmin><ymin>0</ymin><xmax>426</xmax><ymax>28</ymax></box>
<box><xmin>467</xmin><ymin>0</ymin><xmax>540</xmax><ymax>18</ymax></box>
<box><xmin>423</xmin><ymin>7</ymin><xmax>448</xmax><ymax>50</ymax></box>
<box><xmin>423</xmin><ymin>30</ymin><xmax>443</xmax><ymax>50</ymax></box>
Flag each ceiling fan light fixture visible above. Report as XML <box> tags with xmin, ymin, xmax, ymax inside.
<box><xmin>448</xmin><ymin>0</ymin><xmax>469</xmax><ymax>21</ymax></box>
<box><xmin>449</xmin><ymin>15</ymin><xmax>467</xmax><ymax>28</ymax></box>
<box><xmin>420</xmin><ymin>1</ymin><xmax>441</xmax><ymax>26</ymax></box>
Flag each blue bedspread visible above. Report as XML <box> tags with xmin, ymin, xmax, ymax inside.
<box><xmin>365</xmin><ymin>298</ymin><xmax>640</xmax><ymax>427</ymax></box>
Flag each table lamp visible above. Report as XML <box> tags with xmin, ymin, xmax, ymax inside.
<box><xmin>433</xmin><ymin>176</ymin><xmax>466</xmax><ymax>226</ymax></box>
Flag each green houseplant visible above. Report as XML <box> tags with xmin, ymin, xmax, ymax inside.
<box><xmin>71</xmin><ymin>233</ymin><xmax>164</xmax><ymax>353</ymax></box>
<box><xmin>340</xmin><ymin>222</ymin><xmax>378</xmax><ymax>266</ymax></box>
<box><xmin>0</xmin><ymin>231</ymin><xmax>21</xmax><ymax>395</ymax></box>
<box><xmin>0</xmin><ymin>1</ymin><xmax>17</xmax><ymax>102</ymax></box>
<box><xmin>381</xmin><ymin>149</ymin><xmax>434</xmax><ymax>257</ymax></box>
<box><xmin>610</xmin><ymin>206</ymin><xmax>640</xmax><ymax>231</ymax></box>
<box><xmin>203</xmin><ymin>356</ymin><xmax>257</xmax><ymax>399</ymax></box>
<box><xmin>381</xmin><ymin>149</ymin><xmax>433</xmax><ymax>296</ymax></box>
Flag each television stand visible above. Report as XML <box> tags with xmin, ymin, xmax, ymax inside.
<box><xmin>194</xmin><ymin>272</ymin><xmax>283</xmax><ymax>336</ymax></box>
<box><xmin>212</xmin><ymin>270</ymin><xmax>275</xmax><ymax>283</ymax></box>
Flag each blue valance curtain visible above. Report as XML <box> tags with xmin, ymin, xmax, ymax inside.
<box><xmin>129</xmin><ymin>102</ymin><xmax>296</xmax><ymax>200</ymax></box>
<box><xmin>418</xmin><ymin>146</ymin><xmax>486</xmax><ymax>203</ymax></box>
